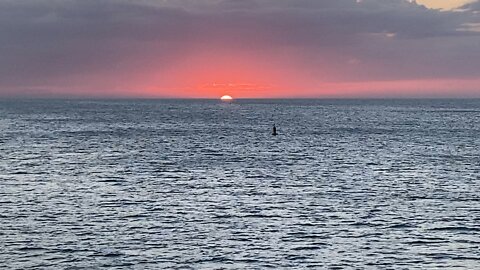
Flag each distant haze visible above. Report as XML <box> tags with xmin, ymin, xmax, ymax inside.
<box><xmin>1</xmin><ymin>0</ymin><xmax>479</xmax><ymax>98</ymax></box>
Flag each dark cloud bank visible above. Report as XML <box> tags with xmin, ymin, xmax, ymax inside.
<box><xmin>0</xmin><ymin>0</ymin><xmax>479</xmax><ymax>97</ymax></box>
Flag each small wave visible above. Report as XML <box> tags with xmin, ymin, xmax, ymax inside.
<box><xmin>386</xmin><ymin>223</ymin><xmax>414</xmax><ymax>229</ymax></box>
<box><xmin>18</xmin><ymin>247</ymin><xmax>47</xmax><ymax>251</ymax></box>
<box><xmin>429</xmin><ymin>226</ymin><xmax>479</xmax><ymax>232</ymax></box>
<box><xmin>406</xmin><ymin>240</ymin><xmax>448</xmax><ymax>245</ymax></box>
<box><xmin>291</xmin><ymin>245</ymin><xmax>324</xmax><ymax>251</ymax></box>
<box><xmin>11</xmin><ymin>171</ymin><xmax>29</xmax><ymax>175</ymax></box>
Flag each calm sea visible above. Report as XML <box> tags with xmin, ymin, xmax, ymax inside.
<box><xmin>1</xmin><ymin>99</ymin><xmax>479</xmax><ymax>269</ymax></box>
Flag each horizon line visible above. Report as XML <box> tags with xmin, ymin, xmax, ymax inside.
<box><xmin>1</xmin><ymin>96</ymin><xmax>480</xmax><ymax>101</ymax></box>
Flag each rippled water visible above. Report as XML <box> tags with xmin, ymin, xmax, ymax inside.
<box><xmin>1</xmin><ymin>99</ymin><xmax>479</xmax><ymax>269</ymax></box>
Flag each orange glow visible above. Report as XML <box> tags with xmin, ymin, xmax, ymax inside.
<box><xmin>22</xmin><ymin>44</ymin><xmax>480</xmax><ymax>99</ymax></box>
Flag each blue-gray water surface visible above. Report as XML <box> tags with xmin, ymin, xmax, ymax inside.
<box><xmin>1</xmin><ymin>99</ymin><xmax>479</xmax><ymax>269</ymax></box>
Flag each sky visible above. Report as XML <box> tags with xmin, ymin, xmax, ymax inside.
<box><xmin>1</xmin><ymin>0</ymin><xmax>479</xmax><ymax>98</ymax></box>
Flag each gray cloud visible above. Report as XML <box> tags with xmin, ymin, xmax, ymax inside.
<box><xmin>0</xmin><ymin>0</ymin><xmax>479</xmax><ymax>95</ymax></box>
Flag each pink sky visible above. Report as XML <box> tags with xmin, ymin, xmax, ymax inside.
<box><xmin>0</xmin><ymin>0</ymin><xmax>479</xmax><ymax>98</ymax></box>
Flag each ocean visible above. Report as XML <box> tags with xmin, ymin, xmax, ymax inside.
<box><xmin>1</xmin><ymin>99</ymin><xmax>479</xmax><ymax>269</ymax></box>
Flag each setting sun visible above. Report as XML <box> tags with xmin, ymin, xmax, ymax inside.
<box><xmin>220</xmin><ymin>95</ymin><xmax>233</xmax><ymax>101</ymax></box>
